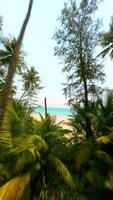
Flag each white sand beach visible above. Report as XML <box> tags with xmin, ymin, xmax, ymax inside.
<box><xmin>31</xmin><ymin>112</ymin><xmax>72</xmax><ymax>130</ymax></box>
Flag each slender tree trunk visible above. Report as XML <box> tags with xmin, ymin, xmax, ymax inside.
<box><xmin>44</xmin><ymin>97</ymin><xmax>48</xmax><ymax>118</ymax></box>
<box><xmin>0</xmin><ymin>0</ymin><xmax>33</xmax><ymax>133</ymax></box>
<box><xmin>83</xmin><ymin>77</ymin><xmax>92</xmax><ymax>138</ymax></box>
<box><xmin>16</xmin><ymin>0</ymin><xmax>33</xmax><ymax>52</ymax></box>
<box><xmin>79</xmin><ymin>26</ymin><xmax>92</xmax><ymax>138</ymax></box>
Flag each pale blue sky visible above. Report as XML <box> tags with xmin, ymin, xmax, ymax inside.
<box><xmin>0</xmin><ymin>0</ymin><xmax>113</xmax><ymax>107</ymax></box>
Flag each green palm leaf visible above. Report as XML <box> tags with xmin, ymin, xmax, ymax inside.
<box><xmin>96</xmin><ymin>135</ymin><xmax>113</xmax><ymax>144</ymax></box>
<box><xmin>75</xmin><ymin>143</ymin><xmax>92</xmax><ymax>171</ymax></box>
<box><xmin>0</xmin><ymin>164</ymin><xmax>11</xmax><ymax>183</ymax></box>
<box><xmin>0</xmin><ymin>133</ymin><xmax>12</xmax><ymax>151</ymax></box>
<box><xmin>47</xmin><ymin>154</ymin><xmax>76</xmax><ymax>191</ymax></box>
<box><xmin>96</xmin><ymin>150</ymin><xmax>113</xmax><ymax>166</ymax></box>
<box><xmin>0</xmin><ymin>173</ymin><xmax>30</xmax><ymax>200</ymax></box>
<box><xmin>98</xmin><ymin>18</ymin><xmax>113</xmax><ymax>59</ymax></box>
<box><xmin>5</xmin><ymin>135</ymin><xmax>48</xmax><ymax>158</ymax></box>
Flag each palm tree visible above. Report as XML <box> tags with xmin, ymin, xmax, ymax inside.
<box><xmin>67</xmin><ymin>102</ymin><xmax>98</xmax><ymax>139</ymax></box>
<box><xmin>20</xmin><ymin>66</ymin><xmax>42</xmax><ymax>101</ymax></box>
<box><xmin>0</xmin><ymin>99</ymin><xmax>76</xmax><ymax>199</ymax></box>
<box><xmin>68</xmin><ymin>92</ymin><xmax>113</xmax><ymax>139</ymax></box>
<box><xmin>92</xmin><ymin>92</ymin><xmax>113</xmax><ymax>136</ymax></box>
<box><xmin>0</xmin><ymin>37</ymin><xmax>25</xmax><ymax>70</ymax></box>
<box><xmin>3</xmin><ymin>99</ymin><xmax>33</xmax><ymax>137</ymax></box>
<box><xmin>0</xmin><ymin>134</ymin><xmax>76</xmax><ymax>199</ymax></box>
<box><xmin>0</xmin><ymin>0</ymin><xmax>33</xmax><ymax>133</ymax></box>
<box><xmin>0</xmin><ymin>38</ymin><xmax>24</xmax><ymax>99</ymax></box>
<box><xmin>0</xmin><ymin>117</ymin><xmax>76</xmax><ymax>199</ymax></box>
<box><xmin>0</xmin><ymin>81</ymin><xmax>17</xmax><ymax>99</ymax></box>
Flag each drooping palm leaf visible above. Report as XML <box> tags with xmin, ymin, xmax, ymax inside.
<box><xmin>96</xmin><ymin>134</ymin><xmax>113</xmax><ymax>144</ymax></box>
<box><xmin>0</xmin><ymin>38</ymin><xmax>26</xmax><ymax>72</ymax></box>
<box><xmin>47</xmin><ymin>154</ymin><xmax>76</xmax><ymax>191</ymax></box>
<box><xmin>0</xmin><ymin>132</ymin><xmax>12</xmax><ymax>151</ymax></box>
<box><xmin>96</xmin><ymin>150</ymin><xmax>113</xmax><ymax>166</ymax></box>
<box><xmin>5</xmin><ymin>135</ymin><xmax>48</xmax><ymax>159</ymax></box>
<box><xmin>0</xmin><ymin>173</ymin><xmax>30</xmax><ymax>200</ymax></box>
<box><xmin>98</xmin><ymin>18</ymin><xmax>113</xmax><ymax>59</ymax></box>
<box><xmin>75</xmin><ymin>142</ymin><xmax>93</xmax><ymax>171</ymax></box>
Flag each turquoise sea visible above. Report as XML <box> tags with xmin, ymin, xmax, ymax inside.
<box><xmin>34</xmin><ymin>107</ymin><xmax>71</xmax><ymax>116</ymax></box>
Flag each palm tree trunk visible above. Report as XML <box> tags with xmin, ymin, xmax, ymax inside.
<box><xmin>15</xmin><ymin>0</ymin><xmax>33</xmax><ymax>53</ymax></box>
<box><xmin>44</xmin><ymin>97</ymin><xmax>48</xmax><ymax>118</ymax></box>
<box><xmin>0</xmin><ymin>0</ymin><xmax>33</xmax><ymax>133</ymax></box>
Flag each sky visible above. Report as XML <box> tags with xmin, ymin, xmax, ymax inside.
<box><xmin>0</xmin><ymin>0</ymin><xmax>113</xmax><ymax>107</ymax></box>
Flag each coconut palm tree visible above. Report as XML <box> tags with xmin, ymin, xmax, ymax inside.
<box><xmin>67</xmin><ymin>101</ymin><xmax>98</xmax><ymax>139</ymax></box>
<box><xmin>0</xmin><ymin>0</ymin><xmax>33</xmax><ymax>133</ymax></box>
<box><xmin>0</xmin><ymin>38</ymin><xmax>24</xmax><ymax>99</ymax></box>
<box><xmin>0</xmin><ymin>98</ymin><xmax>76</xmax><ymax>199</ymax></box>
<box><xmin>2</xmin><ymin>100</ymin><xmax>113</xmax><ymax>199</ymax></box>
<box><xmin>3</xmin><ymin>99</ymin><xmax>33</xmax><ymax>137</ymax></box>
<box><xmin>0</xmin><ymin>114</ymin><xmax>76</xmax><ymax>199</ymax></box>
<box><xmin>68</xmin><ymin>92</ymin><xmax>113</xmax><ymax>138</ymax></box>
<box><xmin>0</xmin><ymin>37</ymin><xmax>25</xmax><ymax>70</ymax></box>
<box><xmin>83</xmin><ymin>92</ymin><xmax>113</xmax><ymax>136</ymax></box>
<box><xmin>0</xmin><ymin>81</ymin><xmax>17</xmax><ymax>99</ymax></box>
<box><xmin>94</xmin><ymin>92</ymin><xmax>113</xmax><ymax>135</ymax></box>
<box><xmin>20</xmin><ymin>66</ymin><xmax>42</xmax><ymax>101</ymax></box>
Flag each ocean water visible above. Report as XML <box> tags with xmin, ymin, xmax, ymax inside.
<box><xmin>34</xmin><ymin>107</ymin><xmax>71</xmax><ymax>116</ymax></box>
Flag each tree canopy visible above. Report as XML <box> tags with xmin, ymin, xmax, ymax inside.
<box><xmin>54</xmin><ymin>0</ymin><xmax>105</xmax><ymax>105</ymax></box>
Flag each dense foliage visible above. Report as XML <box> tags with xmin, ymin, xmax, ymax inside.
<box><xmin>0</xmin><ymin>0</ymin><xmax>34</xmax><ymax>133</ymax></box>
<box><xmin>54</xmin><ymin>0</ymin><xmax>105</xmax><ymax>138</ymax></box>
<box><xmin>0</xmin><ymin>0</ymin><xmax>113</xmax><ymax>199</ymax></box>
<box><xmin>54</xmin><ymin>0</ymin><xmax>104</xmax><ymax>104</ymax></box>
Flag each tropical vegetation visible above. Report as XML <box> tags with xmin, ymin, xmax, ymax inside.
<box><xmin>0</xmin><ymin>0</ymin><xmax>113</xmax><ymax>199</ymax></box>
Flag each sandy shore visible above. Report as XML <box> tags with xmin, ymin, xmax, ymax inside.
<box><xmin>31</xmin><ymin>112</ymin><xmax>72</xmax><ymax>130</ymax></box>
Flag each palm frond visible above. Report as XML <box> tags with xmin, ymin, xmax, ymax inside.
<box><xmin>0</xmin><ymin>173</ymin><xmax>30</xmax><ymax>200</ymax></box>
<box><xmin>96</xmin><ymin>135</ymin><xmax>113</xmax><ymax>144</ymax></box>
<box><xmin>97</xmin><ymin>45</ymin><xmax>113</xmax><ymax>58</ymax></box>
<box><xmin>47</xmin><ymin>154</ymin><xmax>76</xmax><ymax>191</ymax></box>
<box><xmin>0</xmin><ymin>164</ymin><xmax>11</xmax><ymax>183</ymax></box>
<box><xmin>96</xmin><ymin>150</ymin><xmax>113</xmax><ymax>166</ymax></box>
<box><xmin>0</xmin><ymin>133</ymin><xmax>12</xmax><ymax>151</ymax></box>
<box><xmin>75</xmin><ymin>143</ymin><xmax>93</xmax><ymax>171</ymax></box>
<box><xmin>5</xmin><ymin>135</ymin><xmax>48</xmax><ymax>160</ymax></box>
